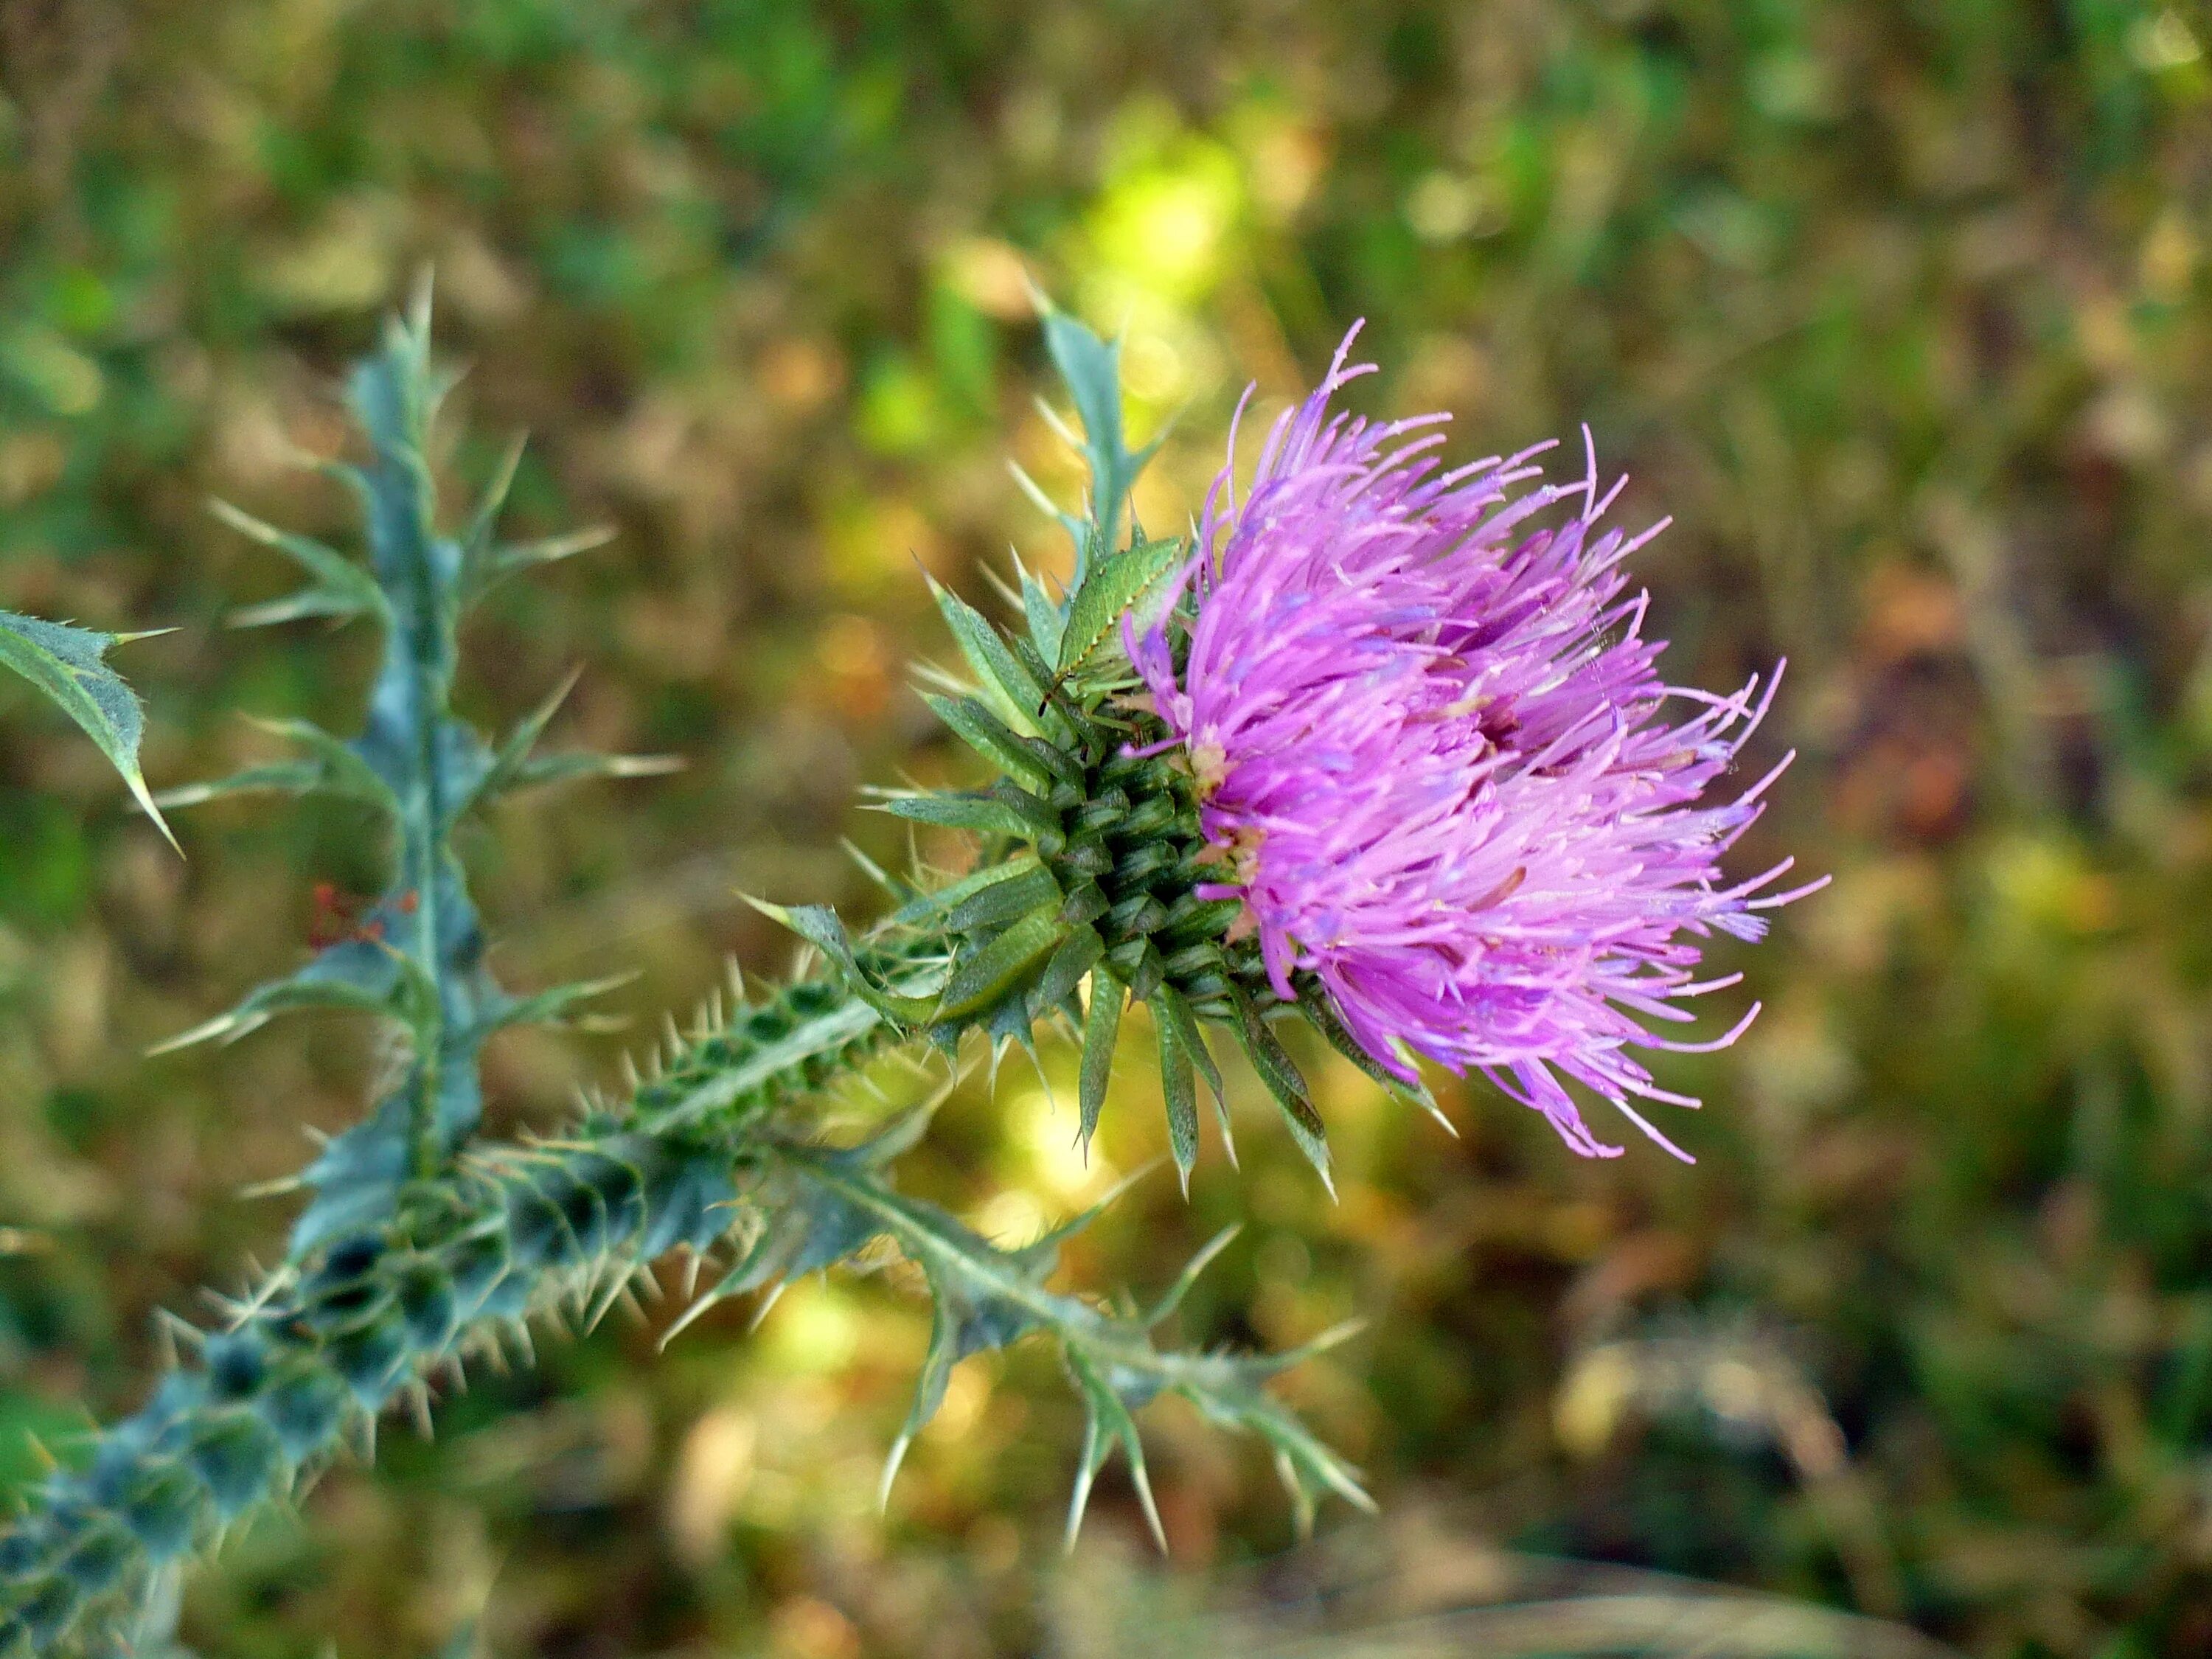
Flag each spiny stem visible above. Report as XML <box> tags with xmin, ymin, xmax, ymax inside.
<box><xmin>0</xmin><ymin>962</ymin><xmax>1357</xmax><ymax>1655</ymax></box>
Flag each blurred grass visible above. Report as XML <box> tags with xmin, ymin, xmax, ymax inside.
<box><xmin>4</xmin><ymin>0</ymin><xmax>2212</xmax><ymax>1653</ymax></box>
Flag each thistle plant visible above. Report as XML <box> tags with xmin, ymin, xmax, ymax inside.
<box><xmin>0</xmin><ymin>295</ymin><xmax>1812</xmax><ymax>1657</ymax></box>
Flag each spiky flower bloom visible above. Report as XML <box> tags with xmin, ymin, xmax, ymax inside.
<box><xmin>1129</xmin><ymin>329</ymin><xmax>1823</xmax><ymax>1160</ymax></box>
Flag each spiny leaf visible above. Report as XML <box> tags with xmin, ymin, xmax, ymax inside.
<box><xmin>1158</xmin><ymin>1015</ymin><xmax>1200</xmax><ymax>1194</ymax></box>
<box><xmin>1030</xmin><ymin>925</ymin><xmax>1105</xmax><ymax>1017</ymax></box>
<box><xmin>461</xmin><ymin>667</ymin><xmax>682</xmax><ymax>811</ymax></box>
<box><xmin>1146</xmin><ymin>1225</ymin><xmax>1241</xmax><ymax>1328</ymax></box>
<box><xmin>877</xmin><ymin>789</ymin><xmax>1046</xmax><ymax>842</ymax></box>
<box><xmin>157</xmin><ymin>716</ymin><xmax>400</xmax><ymax>818</ymax></box>
<box><xmin>925</xmin><ymin>574</ymin><xmax>1048</xmax><ymax>736</ymax></box>
<box><xmin>462</xmin><ymin>432</ymin><xmax>529</xmax><ymax>563</ymax></box>
<box><xmin>1297</xmin><ymin>978</ymin><xmax>1451</xmax><ymax>1132</ymax></box>
<box><xmin>740</xmin><ymin>897</ymin><xmax>940</xmax><ymax>1026</ymax></box>
<box><xmin>465</xmin><ymin>666</ymin><xmax>581</xmax><ymax>810</ymax></box>
<box><xmin>473</xmin><ymin>972</ymin><xmax>640</xmax><ymax>1040</ymax></box>
<box><xmin>468</xmin><ymin>526</ymin><xmax>617</xmax><ymax>600</ymax></box>
<box><xmin>921</xmin><ymin>692</ymin><xmax>1057</xmax><ymax>792</ymax></box>
<box><xmin>493</xmin><ymin>749</ymin><xmax>684</xmax><ymax>795</ymax></box>
<box><xmin>1062</xmin><ymin>1346</ymin><xmax>1166</xmax><ymax>1552</ymax></box>
<box><xmin>890</xmin><ymin>855</ymin><xmax>1045</xmax><ymax>928</ymax></box>
<box><xmin>0</xmin><ymin>610</ymin><xmax>177</xmax><ymax>851</ymax></box>
<box><xmin>1155</xmin><ymin>982</ymin><xmax>1232</xmax><ymax>1164</ymax></box>
<box><xmin>642</xmin><ymin>993</ymin><xmax>891</xmax><ymax>1135</ymax></box>
<box><xmin>147</xmin><ymin>945</ymin><xmax>407</xmax><ymax>1054</ymax></box>
<box><xmin>767</xmin><ymin>1141</ymin><xmax>1357</xmax><ymax>1546</ymax></box>
<box><xmin>1057</xmin><ymin>534</ymin><xmax>1189</xmax><ymax>672</ymax></box>
<box><xmin>1039</xmin><ymin>307</ymin><xmax>1147</xmax><ymax>574</ymax></box>
<box><xmin>1233</xmin><ymin>990</ymin><xmax>1334</xmax><ymax>1194</ymax></box>
<box><xmin>941</xmin><ymin>861</ymin><xmax>1062</xmax><ymax>935</ymax></box>
<box><xmin>210</xmin><ymin>499</ymin><xmax>389</xmax><ymax>630</ymax></box>
<box><xmin>1015</xmin><ymin>556</ymin><xmax>1065</xmax><ymax>665</ymax></box>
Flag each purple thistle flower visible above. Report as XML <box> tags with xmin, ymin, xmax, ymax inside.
<box><xmin>1127</xmin><ymin>327</ymin><xmax>1824</xmax><ymax>1161</ymax></box>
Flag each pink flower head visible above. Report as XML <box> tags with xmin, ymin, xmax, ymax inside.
<box><xmin>1127</xmin><ymin>327</ymin><xmax>1824</xmax><ymax>1161</ymax></box>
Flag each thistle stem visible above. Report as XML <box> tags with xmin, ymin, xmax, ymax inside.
<box><xmin>0</xmin><ymin>948</ymin><xmax>1359</xmax><ymax>1656</ymax></box>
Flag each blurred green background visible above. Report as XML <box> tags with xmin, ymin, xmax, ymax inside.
<box><xmin>4</xmin><ymin>1</ymin><xmax>2212</xmax><ymax>1654</ymax></box>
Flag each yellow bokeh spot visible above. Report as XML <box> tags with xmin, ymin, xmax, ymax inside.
<box><xmin>1986</xmin><ymin>834</ymin><xmax>2121</xmax><ymax>939</ymax></box>
<box><xmin>1084</xmin><ymin>105</ymin><xmax>1245</xmax><ymax>313</ymax></box>
<box><xmin>762</xmin><ymin>1280</ymin><xmax>862</xmax><ymax>1374</ymax></box>
<box><xmin>1008</xmin><ymin>1082</ymin><xmax>1116</xmax><ymax>1200</ymax></box>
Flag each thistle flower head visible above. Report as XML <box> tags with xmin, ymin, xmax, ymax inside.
<box><xmin>1128</xmin><ymin>327</ymin><xmax>1823</xmax><ymax>1160</ymax></box>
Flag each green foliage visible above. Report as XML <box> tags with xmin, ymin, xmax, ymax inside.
<box><xmin>1031</xmin><ymin>302</ymin><xmax>1166</xmax><ymax>579</ymax></box>
<box><xmin>0</xmin><ymin>613</ymin><xmax>173</xmax><ymax>852</ymax></box>
<box><xmin>689</xmin><ymin>1119</ymin><xmax>1367</xmax><ymax>1541</ymax></box>
<box><xmin>153</xmin><ymin>288</ymin><xmax>660</xmax><ymax>1253</ymax></box>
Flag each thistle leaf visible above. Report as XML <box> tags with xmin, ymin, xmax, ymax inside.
<box><xmin>921</xmin><ymin>692</ymin><xmax>1057</xmax><ymax>792</ymax></box>
<box><xmin>1017</xmin><ymin>559</ymin><xmax>1066</xmax><ymax>664</ymax></box>
<box><xmin>462</xmin><ymin>432</ymin><xmax>529</xmax><ymax>563</ymax></box>
<box><xmin>1145</xmin><ymin>1225</ymin><xmax>1241</xmax><ymax>1328</ymax></box>
<box><xmin>147</xmin><ymin>944</ymin><xmax>406</xmax><ymax>1054</ymax></box>
<box><xmin>1158</xmin><ymin>1016</ymin><xmax>1200</xmax><ymax>1194</ymax></box>
<box><xmin>760</xmin><ymin>1141</ymin><xmax>1362</xmax><ymax>1543</ymax></box>
<box><xmin>0</xmin><ymin>609</ymin><xmax>177</xmax><ymax>850</ymax></box>
<box><xmin>925</xmin><ymin>575</ymin><xmax>1048</xmax><ymax>735</ymax></box>
<box><xmin>473</xmin><ymin>972</ymin><xmax>640</xmax><ymax>1040</ymax></box>
<box><xmin>460</xmin><ymin>667</ymin><xmax>682</xmax><ymax>810</ymax></box>
<box><xmin>1030</xmin><ymin>924</ymin><xmax>1105</xmax><ymax>1017</ymax></box>
<box><xmin>890</xmin><ymin>855</ymin><xmax>1045</xmax><ymax>927</ymax></box>
<box><xmin>1296</xmin><ymin>978</ymin><xmax>1447</xmax><ymax>1127</ymax></box>
<box><xmin>158</xmin><ymin>717</ymin><xmax>400</xmax><ymax>818</ymax></box>
<box><xmin>942</xmin><ymin>861</ymin><xmax>1062</xmax><ymax>935</ymax></box>
<box><xmin>1233</xmin><ymin>990</ymin><xmax>1333</xmax><ymax>1193</ymax></box>
<box><xmin>1057</xmin><ymin>534</ymin><xmax>1189</xmax><ymax>672</ymax></box>
<box><xmin>1039</xmin><ymin>308</ymin><xmax>1140</xmax><ymax>571</ymax></box>
<box><xmin>741</xmin><ymin>897</ymin><xmax>940</xmax><ymax>1026</ymax></box>
<box><xmin>494</xmin><ymin>750</ymin><xmax>684</xmax><ymax>795</ymax></box>
<box><xmin>468</xmin><ymin>526</ymin><xmax>617</xmax><ymax>600</ymax></box>
<box><xmin>877</xmin><ymin>790</ymin><xmax>1044</xmax><ymax>842</ymax></box>
<box><xmin>1062</xmin><ymin>1346</ymin><xmax>1165</xmax><ymax>1551</ymax></box>
<box><xmin>210</xmin><ymin>499</ymin><xmax>389</xmax><ymax>630</ymax></box>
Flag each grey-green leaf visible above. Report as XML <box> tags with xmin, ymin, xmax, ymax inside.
<box><xmin>157</xmin><ymin>716</ymin><xmax>399</xmax><ymax>818</ymax></box>
<box><xmin>1158</xmin><ymin>1016</ymin><xmax>1200</xmax><ymax>1193</ymax></box>
<box><xmin>0</xmin><ymin>609</ymin><xmax>177</xmax><ymax>851</ymax></box>
<box><xmin>1234</xmin><ymin>990</ymin><xmax>1333</xmax><ymax>1193</ymax></box>
<box><xmin>210</xmin><ymin>498</ymin><xmax>389</xmax><ymax>630</ymax></box>
<box><xmin>1040</xmin><ymin>310</ymin><xmax>1141</xmax><ymax>571</ymax></box>
<box><xmin>147</xmin><ymin>945</ymin><xmax>407</xmax><ymax>1054</ymax></box>
<box><xmin>877</xmin><ymin>790</ymin><xmax>1042</xmax><ymax>841</ymax></box>
<box><xmin>922</xmin><ymin>692</ymin><xmax>1057</xmax><ymax>792</ymax></box>
<box><xmin>741</xmin><ymin>897</ymin><xmax>941</xmax><ymax>1026</ymax></box>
